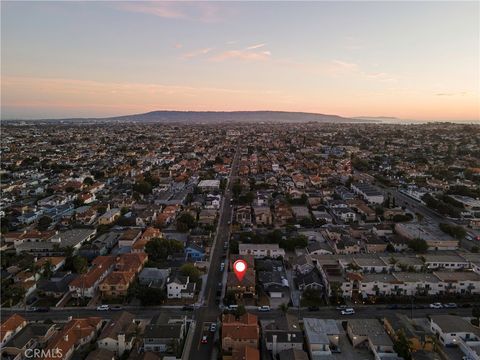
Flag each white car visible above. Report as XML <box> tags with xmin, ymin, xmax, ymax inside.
<box><xmin>443</xmin><ymin>303</ymin><xmax>457</xmax><ymax>308</ymax></box>
<box><xmin>340</xmin><ymin>308</ymin><xmax>355</xmax><ymax>315</ymax></box>
<box><xmin>96</xmin><ymin>305</ymin><xmax>110</xmax><ymax>311</ymax></box>
<box><xmin>258</xmin><ymin>305</ymin><xmax>271</xmax><ymax>312</ymax></box>
<box><xmin>429</xmin><ymin>303</ymin><xmax>443</xmax><ymax>309</ymax></box>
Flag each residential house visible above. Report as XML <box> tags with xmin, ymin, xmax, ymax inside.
<box><xmin>1</xmin><ymin>314</ymin><xmax>27</xmax><ymax>348</ymax></box>
<box><xmin>118</xmin><ymin>228</ymin><xmax>142</xmax><ymax>248</ymax></box>
<box><xmin>222</xmin><ymin>313</ymin><xmax>259</xmax><ymax>353</ymax></box>
<box><xmin>139</xmin><ymin>268</ymin><xmax>170</xmax><ymax>288</ymax></box>
<box><xmin>34</xmin><ymin>256</ymin><xmax>66</xmax><ymax>273</ymax></box>
<box><xmin>185</xmin><ymin>243</ymin><xmax>205</xmax><ymax>261</ymax></box>
<box><xmin>253</xmin><ymin>207</ymin><xmax>272</xmax><ymax>226</ymax></box>
<box><xmin>42</xmin><ymin>317</ymin><xmax>102</xmax><ymax>360</ymax></box>
<box><xmin>69</xmin><ymin>256</ymin><xmax>115</xmax><ymax>298</ymax></box>
<box><xmin>132</xmin><ymin>227</ymin><xmax>162</xmax><ymax>253</ymax></box>
<box><xmin>264</xmin><ymin>315</ymin><xmax>303</xmax><ymax>356</ymax></box>
<box><xmin>303</xmin><ymin>318</ymin><xmax>340</xmax><ymax>357</ymax></box>
<box><xmin>166</xmin><ymin>275</ymin><xmax>196</xmax><ymax>299</ymax></box>
<box><xmin>37</xmin><ymin>271</ymin><xmax>78</xmax><ymax>298</ymax></box>
<box><xmin>430</xmin><ymin>315</ymin><xmax>480</xmax><ymax>349</ymax></box>
<box><xmin>99</xmin><ymin>253</ymin><xmax>148</xmax><ymax>298</ymax></box>
<box><xmin>232</xmin><ymin>346</ymin><xmax>260</xmax><ymax>360</ymax></box>
<box><xmin>236</xmin><ymin>206</ymin><xmax>252</xmax><ymax>226</ymax></box>
<box><xmin>239</xmin><ymin>243</ymin><xmax>285</xmax><ymax>259</ymax></box>
<box><xmin>346</xmin><ymin>319</ymin><xmax>397</xmax><ymax>359</ymax></box>
<box><xmin>97</xmin><ymin>311</ymin><xmax>137</xmax><ymax>356</ymax></box>
<box><xmin>227</xmin><ymin>270</ymin><xmax>256</xmax><ymax>299</ymax></box>
<box><xmin>2</xmin><ymin>322</ymin><xmax>56</xmax><ymax>360</ymax></box>
<box><xmin>98</xmin><ymin>208</ymin><xmax>121</xmax><ymax>225</ymax></box>
<box><xmin>295</xmin><ymin>270</ymin><xmax>324</xmax><ymax>292</ymax></box>
<box><xmin>383</xmin><ymin>314</ymin><xmax>434</xmax><ymax>352</ymax></box>
<box><xmin>198</xmin><ymin>209</ymin><xmax>217</xmax><ymax>226</ymax></box>
<box><xmin>291</xmin><ymin>255</ymin><xmax>315</xmax><ymax>275</ymax></box>
<box><xmin>143</xmin><ymin>322</ymin><xmax>185</xmax><ymax>353</ymax></box>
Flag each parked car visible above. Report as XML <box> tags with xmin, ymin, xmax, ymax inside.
<box><xmin>444</xmin><ymin>303</ymin><xmax>457</xmax><ymax>308</ymax></box>
<box><xmin>387</xmin><ymin>304</ymin><xmax>399</xmax><ymax>310</ymax></box>
<box><xmin>110</xmin><ymin>305</ymin><xmax>123</xmax><ymax>311</ymax></box>
<box><xmin>258</xmin><ymin>305</ymin><xmax>271</xmax><ymax>312</ymax></box>
<box><xmin>210</xmin><ymin>323</ymin><xmax>217</xmax><ymax>332</ymax></box>
<box><xmin>96</xmin><ymin>305</ymin><xmax>110</xmax><ymax>311</ymax></box>
<box><xmin>429</xmin><ymin>303</ymin><xmax>443</xmax><ymax>309</ymax></box>
<box><xmin>308</xmin><ymin>306</ymin><xmax>320</xmax><ymax>311</ymax></box>
<box><xmin>182</xmin><ymin>305</ymin><xmax>194</xmax><ymax>311</ymax></box>
<box><xmin>201</xmin><ymin>335</ymin><xmax>208</xmax><ymax>344</ymax></box>
<box><xmin>340</xmin><ymin>308</ymin><xmax>355</xmax><ymax>315</ymax></box>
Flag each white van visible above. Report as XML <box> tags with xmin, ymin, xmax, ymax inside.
<box><xmin>258</xmin><ymin>305</ymin><xmax>271</xmax><ymax>312</ymax></box>
<box><xmin>340</xmin><ymin>308</ymin><xmax>355</xmax><ymax>315</ymax></box>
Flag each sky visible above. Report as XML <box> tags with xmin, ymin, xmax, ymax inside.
<box><xmin>1</xmin><ymin>1</ymin><xmax>479</xmax><ymax>121</ymax></box>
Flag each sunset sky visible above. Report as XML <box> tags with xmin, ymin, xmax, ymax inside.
<box><xmin>1</xmin><ymin>1</ymin><xmax>479</xmax><ymax>121</ymax></box>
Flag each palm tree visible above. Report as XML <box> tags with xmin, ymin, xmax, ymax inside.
<box><xmin>389</xmin><ymin>256</ymin><xmax>398</xmax><ymax>265</ymax></box>
<box><xmin>279</xmin><ymin>303</ymin><xmax>289</xmax><ymax>314</ymax></box>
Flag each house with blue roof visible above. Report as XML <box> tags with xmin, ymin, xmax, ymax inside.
<box><xmin>184</xmin><ymin>243</ymin><xmax>205</xmax><ymax>261</ymax></box>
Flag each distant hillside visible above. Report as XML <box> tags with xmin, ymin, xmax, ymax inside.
<box><xmin>4</xmin><ymin>110</ymin><xmax>380</xmax><ymax>124</ymax></box>
<box><xmin>89</xmin><ymin>110</ymin><xmax>376</xmax><ymax>124</ymax></box>
<box><xmin>106</xmin><ymin>110</ymin><xmax>380</xmax><ymax>123</ymax></box>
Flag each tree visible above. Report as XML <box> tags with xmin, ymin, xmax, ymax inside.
<box><xmin>72</xmin><ymin>256</ymin><xmax>88</xmax><ymax>274</ymax></box>
<box><xmin>393</xmin><ymin>329</ymin><xmax>412</xmax><ymax>360</ymax></box>
<box><xmin>41</xmin><ymin>260</ymin><xmax>54</xmax><ymax>279</ymax></box>
<box><xmin>279</xmin><ymin>303</ymin><xmax>289</xmax><ymax>314</ymax></box>
<box><xmin>136</xmin><ymin>285</ymin><xmax>166</xmax><ymax>306</ymax></box>
<box><xmin>224</xmin><ymin>291</ymin><xmax>236</xmax><ymax>306</ymax></box>
<box><xmin>145</xmin><ymin>238</ymin><xmax>183</xmax><ymax>263</ymax></box>
<box><xmin>408</xmin><ymin>238</ymin><xmax>428</xmax><ymax>253</ymax></box>
<box><xmin>235</xmin><ymin>304</ymin><xmax>246</xmax><ymax>317</ymax></box>
<box><xmin>472</xmin><ymin>306</ymin><xmax>480</xmax><ymax>326</ymax></box>
<box><xmin>301</xmin><ymin>288</ymin><xmax>323</xmax><ymax>306</ymax></box>
<box><xmin>439</xmin><ymin>223</ymin><xmax>466</xmax><ymax>240</ymax></box>
<box><xmin>232</xmin><ymin>181</ymin><xmax>243</xmax><ymax>199</ymax></box>
<box><xmin>83</xmin><ymin>177</ymin><xmax>94</xmax><ymax>186</ymax></box>
<box><xmin>1</xmin><ymin>281</ymin><xmax>26</xmax><ymax>307</ymax></box>
<box><xmin>279</xmin><ymin>235</ymin><xmax>308</xmax><ymax>251</ymax></box>
<box><xmin>133</xmin><ymin>181</ymin><xmax>152</xmax><ymax>195</ymax></box>
<box><xmin>176</xmin><ymin>213</ymin><xmax>196</xmax><ymax>232</ymax></box>
<box><xmin>37</xmin><ymin>216</ymin><xmax>52</xmax><ymax>231</ymax></box>
<box><xmin>180</xmin><ymin>263</ymin><xmax>201</xmax><ymax>282</ymax></box>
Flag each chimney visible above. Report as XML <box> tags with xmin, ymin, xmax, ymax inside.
<box><xmin>288</xmin><ymin>333</ymin><xmax>291</xmax><ymax>342</ymax></box>
<box><xmin>63</xmin><ymin>334</ymin><xmax>69</xmax><ymax>341</ymax></box>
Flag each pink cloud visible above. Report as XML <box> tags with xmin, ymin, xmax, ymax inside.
<box><xmin>115</xmin><ymin>2</ymin><xmax>224</xmax><ymax>23</ymax></box>
<box><xmin>210</xmin><ymin>49</ymin><xmax>271</xmax><ymax>62</ymax></box>
<box><xmin>246</xmin><ymin>43</ymin><xmax>266</xmax><ymax>50</ymax></box>
<box><xmin>182</xmin><ymin>47</ymin><xmax>214</xmax><ymax>59</ymax></box>
<box><xmin>118</xmin><ymin>3</ymin><xmax>186</xmax><ymax>19</ymax></box>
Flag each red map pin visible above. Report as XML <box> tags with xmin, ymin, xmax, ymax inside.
<box><xmin>233</xmin><ymin>260</ymin><xmax>247</xmax><ymax>282</ymax></box>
